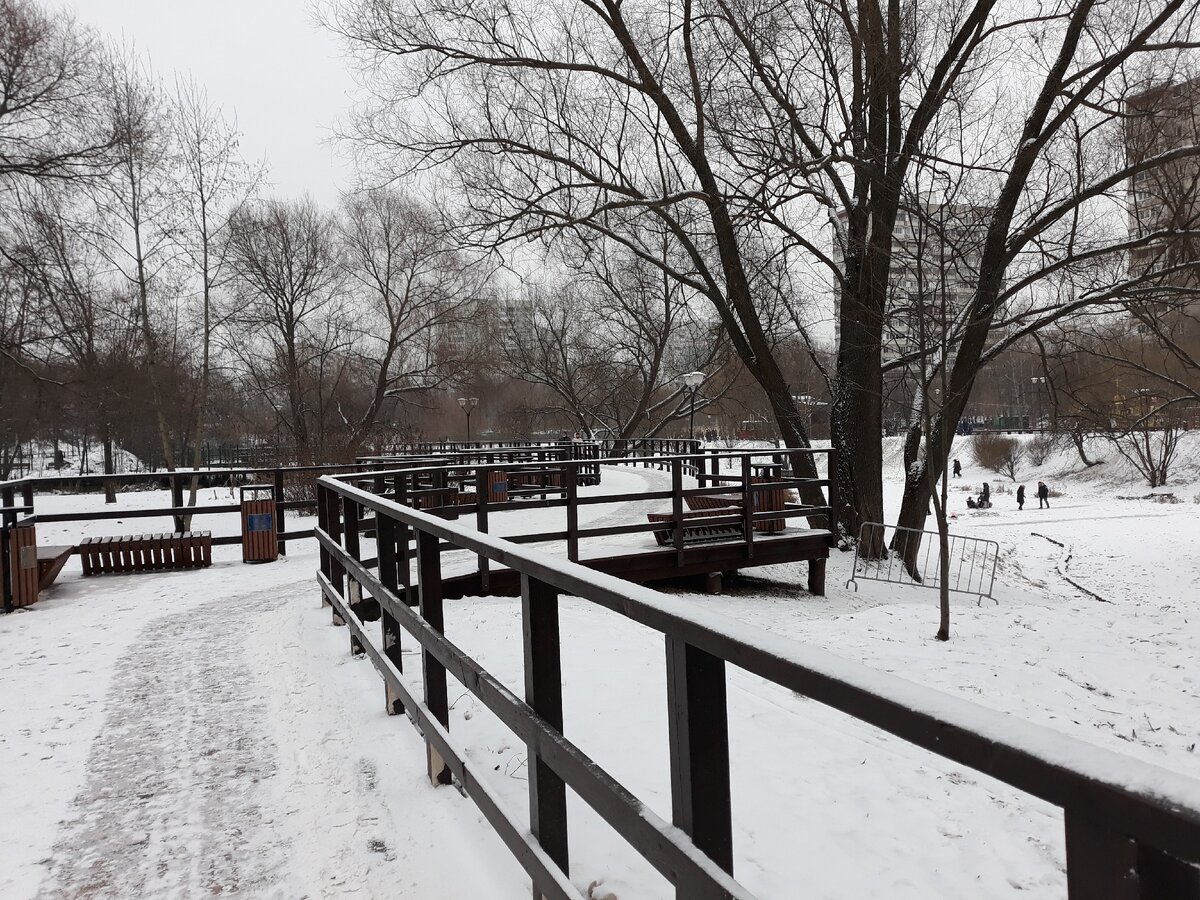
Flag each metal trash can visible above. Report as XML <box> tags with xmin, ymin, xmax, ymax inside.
<box><xmin>240</xmin><ymin>484</ymin><xmax>278</xmax><ymax>563</ymax></box>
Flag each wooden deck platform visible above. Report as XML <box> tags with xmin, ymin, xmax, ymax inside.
<box><xmin>438</xmin><ymin>528</ymin><xmax>831</xmax><ymax>599</ymax></box>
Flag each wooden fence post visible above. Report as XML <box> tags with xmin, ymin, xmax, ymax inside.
<box><xmin>328</xmin><ymin>489</ymin><xmax>345</xmax><ymax>625</ymax></box>
<box><xmin>342</xmin><ymin>495</ymin><xmax>365</xmax><ymax>656</ymax></box>
<box><xmin>1064</xmin><ymin>812</ymin><xmax>1138</xmax><ymax>900</ymax></box>
<box><xmin>1136</xmin><ymin>844</ymin><xmax>1200</xmax><ymax>898</ymax></box>
<box><xmin>317</xmin><ymin>483</ymin><xmax>331</xmax><ymax>606</ymax></box>
<box><xmin>378</xmin><ymin>516</ymin><xmax>405</xmax><ymax>716</ymax></box>
<box><xmin>1</xmin><ymin>486</ymin><xmax>12</xmax><ymax>614</ymax></box>
<box><xmin>171</xmin><ymin>474</ymin><xmax>184</xmax><ymax>533</ymax></box>
<box><xmin>741</xmin><ymin>455</ymin><xmax>754</xmax><ymax>559</ymax></box>
<box><xmin>476</xmin><ymin>465</ymin><xmax>491</xmax><ymax>593</ymax></box>
<box><xmin>522</xmin><ymin>574</ymin><xmax>569</xmax><ymax>890</ymax></box>
<box><xmin>396</xmin><ymin>473</ymin><xmax>414</xmax><ymax>607</ymax></box>
<box><xmin>826</xmin><ymin>448</ymin><xmax>840</xmax><ymax>538</ymax></box>
<box><xmin>565</xmin><ymin>464</ymin><xmax>579</xmax><ymax>563</ymax></box>
<box><xmin>417</xmin><ymin>529</ymin><xmax>452</xmax><ymax>786</ymax></box>
<box><xmin>274</xmin><ymin>468</ymin><xmax>286</xmax><ymax>556</ymax></box>
<box><xmin>671</xmin><ymin>459</ymin><xmax>684</xmax><ymax>567</ymax></box>
<box><xmin>665</xmin><ymin>636</ymin><xmax>733</xmax><ymax>888</ymax></box>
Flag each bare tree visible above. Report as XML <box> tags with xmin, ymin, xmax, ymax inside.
<box><xmin>222</xmin><ymin>197</ymin><xmax>347</xmax><ymax>463</ymax></box>
<box><xmin>501</xmin><ymin>239</ymin><xmax>733</xmax><ymax>437</ymax></box>
<box><xmin>338</xmin><ymin>188</ymin><xmax>483</xmax><ymax>454</ymax></box>
<box><xmin>173</xmin><ymin>77</ymin><xmax>260</xmax><ymax>506</ymax></box>
<box><xmin>330</xmin><ymin>0</ymin><xmax>1200</xmax><ymax>556</ymax></box>
<box><xmin>0</xmin><ymin>0</ymin><xmax>112</xmax><ymax>187</ymax></box>
<box><xmin>89</xmin><ymin>48</ymin><xmax>181</xmax><ymax>470</ymax></box>
<box><xmin>10</xmin><ymin>189</ymin><xmax>139</xmax><ymax>497</ymax></box>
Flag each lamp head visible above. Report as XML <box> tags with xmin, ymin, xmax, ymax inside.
<box><xmin>681</xmin><ymin>371</ymin><xmax>705</xmax><ymax>389</ymax></box>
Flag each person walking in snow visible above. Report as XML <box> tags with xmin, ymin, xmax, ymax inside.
<box><xmin>1017</xmin><ymin>484</ymin><xmax>1026</xmax><ymax>510</ymax></box>
<box><xmin>952</xmin><ymin>458</ymin><xmax>962</xmax><ymax>478</ymax></box>
<box><xmin>1037</xmin><ymin>481</ymin><xmax>1050</xmax><ymax>508</ymax></box>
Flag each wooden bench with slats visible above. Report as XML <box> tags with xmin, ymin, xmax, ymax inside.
<box><xmin>79</xmin><ymin>532</ymin><xmax>213</xmax><ymax>576</ymax></box>
<box><xmin>685</xmin><ymin>483</ymin><xmax>788</xmax><ymax>533</ymax></box>
<box><xmin>647</xmin><ymin>509</ymin><xmax>744</xmax><ymax>546</ymax></box>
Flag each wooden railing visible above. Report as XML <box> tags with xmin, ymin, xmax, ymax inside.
<box><xmin>0</xmin><ymin>462</ymin><xmax>417</xmax><ymax>612</ymax></box>
<box><xmin>335</xmin><ymin>449</ymin><xmax>835</xmax><ymax>591</ymax></box>
<box><xmin>315</xmin><ymin>472</ymin><xmax>1200</xmax><ymax>900</ymax></box>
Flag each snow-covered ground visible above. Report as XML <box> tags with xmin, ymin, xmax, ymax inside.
<box><xmin>2</xmin><ymin>435</ymin><xmax>1197</xmax><ymax>898</ymax></box>
<box><xmin>5</xmin><ymin>440</ymin><xmax>145</xmax><ymax>479</ymax></box>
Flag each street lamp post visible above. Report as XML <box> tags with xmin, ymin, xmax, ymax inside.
<box><xmin>681</xmin><ymin>371</ymin><xmax>705</xmax><ymax>442</ymax></box>
<box><xmin>457</xmin><ymin>396</ymin><xmax>478</xmax><ymax>441</ymax></box>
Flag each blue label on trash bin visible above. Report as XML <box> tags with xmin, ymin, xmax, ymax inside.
<box><xmin>248</xmin><ymin>513</ymin><xmax>274</xmax><ymax>532</ymax></box>
<box><xmin>490</xmin><ymin>480</ymin><xmax>508</xmax><ymax>494</ymax></box>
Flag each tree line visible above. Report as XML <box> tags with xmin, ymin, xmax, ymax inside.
<box><xmin>327</xmin><ymin>0</ymin><xmax>1200</xmax><ymax>560</ymax></box>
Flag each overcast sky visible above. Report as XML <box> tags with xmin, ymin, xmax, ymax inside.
<box><xmin>75</xmin><ymin>0</ymin><xmax>358</xmax><ymax>206</ymax></box>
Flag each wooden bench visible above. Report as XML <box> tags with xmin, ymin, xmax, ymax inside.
<box><xmin>686</xmin><ymin>483</ymin><xmax>787</xmax><ymax>533</ymax></box>
<box><xmin>647</xmin><ymin>510</ymin><xmax>744</xmax><ymax>546</ymax></box>
<box><xmin>80</xmin><ymin>532</ymin><xmax>213</xmax><ymax>576</ymax></box>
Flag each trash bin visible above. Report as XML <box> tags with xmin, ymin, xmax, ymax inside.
<box><xmin>487</xmin><ymin>470</ymin><xmax>508</xmax><ymax>502</ymax></box>
<box><xmin>240</xmin><ymin>484</ymin><xmax>278</xmax><ymax>563</ymax></box>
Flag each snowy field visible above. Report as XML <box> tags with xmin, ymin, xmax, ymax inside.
<box><xmin>2</xmin><ymin>435</ymin><xmax>1198</xmax><ymax>898</ymax></box>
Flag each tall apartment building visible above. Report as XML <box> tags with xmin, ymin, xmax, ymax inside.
<box><xmin>1125</xmin><ymin>77</ymin><xmax>1200</xmax><ymax>315</ymax></box>
<box><xmin>833</xmin><ymin>203</ymin><xmax>990</xmax><ymax>357</ymax></box>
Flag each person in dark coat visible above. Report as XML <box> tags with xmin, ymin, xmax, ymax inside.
<box><xmin>952</xmin><ymin>458</ymin><xmax>962</xmax><ymax>478</ymax></box>
<box><xmin>1017</xmin><ymin>484</ymin><xmax>1026</xmax><ymax>510</ymax></box>
<box><xmin>981</xmin><ymin>482</ymin><xmax>990</xmax><ymax>507</ymax></box>
<box><xmin>1037</xmin><ymin>481</ymin><xmax>1050</xmax><ymax>508</ymax></box>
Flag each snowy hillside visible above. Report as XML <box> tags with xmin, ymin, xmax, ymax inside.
<box><xmin>6</xmin><ymin>440</ymin><xmax>145</xmax><ymax>479</ymax></box>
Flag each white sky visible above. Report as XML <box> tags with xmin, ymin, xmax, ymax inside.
<box><xmin>73</xmin><ymin>0</ymin><xmax>358</xmax><ymax>206</ymax></box>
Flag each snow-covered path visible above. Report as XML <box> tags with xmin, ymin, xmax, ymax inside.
<box><xmin>2</xmin><ymin>557</ymin><xmax>532</xmax><ymax>900</ymax></box>
<box><xmin>34</xmin><ymin>586</ymin><xmax>289</xmax><ymax>898</ymax></box>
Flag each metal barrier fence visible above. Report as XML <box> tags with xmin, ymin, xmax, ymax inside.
<box><xmin>316</xmin><ymin>473</ymin><xmax>1200</xmax><ymax>899</ymax></box>
<box><xmin>846</xmin><ymin>522</ymin><xmax>1000</xmax><ymax>602</ymax></box>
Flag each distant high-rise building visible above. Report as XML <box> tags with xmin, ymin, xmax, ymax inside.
<box><xmin>833</xmin><ymin>203</ymin><xmax>990</xmax><ymax>358</ymax></box>
<box><xmin>1125</xmin><ymin>78</ymin><xmax>1200</xmax><ymax>318</ymax></box>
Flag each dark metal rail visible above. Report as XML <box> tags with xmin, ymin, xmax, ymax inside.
<box><xmin>315</xmin><ymin>473</ymin><xmax>1200</xmax><ymax>899</ymax></box>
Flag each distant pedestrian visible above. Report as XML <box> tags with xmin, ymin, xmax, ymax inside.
<box><xmin>952</xmin><ymin>459</ymin><xmax>962</xmax><ymax>478</ymax></box>
<box><xmin>1017</xmin><ymin>484</ymin><xmax>1026</xmax><ymax>510</ymax></box>
<box><xmin>981</xmin><ymin>482</ymin><xmax>990</xmax><ymax>507</ymax></box>
<box><xmin>1037</xmin><ymin>481</ymin><xmax>1050</xmax><ymax>509</ymax></box>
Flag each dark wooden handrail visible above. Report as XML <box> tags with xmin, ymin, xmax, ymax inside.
<box><xmin>317</xmin><ymin>472</ymin><xmax>1200</xmax><ymax>899</ymax></box>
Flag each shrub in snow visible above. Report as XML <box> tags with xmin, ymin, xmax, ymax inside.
<box><xmin>971</xmin><ymin>432</ymin><xmax>1025</xmax><ymax>481</ymax></box>
<box><xmin>1026</xmin><ymin>432</ymin><xmax>1055</xmax><ymax>466</ymax></box>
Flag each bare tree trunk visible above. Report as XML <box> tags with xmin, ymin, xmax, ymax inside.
<box><xmin>103</xmin><ymin>424</ymin><xmax>116</xmax><ymax>504</ymax></box>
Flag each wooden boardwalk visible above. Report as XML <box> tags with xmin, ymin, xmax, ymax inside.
<box><xmin>339</xmin><ymin>448</ymin><xmax>838</xmax><ymax>600</ymax></box>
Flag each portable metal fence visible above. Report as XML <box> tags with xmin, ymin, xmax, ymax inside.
<box><xmin>846</xmin><ymin>521</ymin><xmax>1000</xmax><ymax>603</ymax></box>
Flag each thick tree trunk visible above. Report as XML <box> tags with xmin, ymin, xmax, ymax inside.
<box><xmin>832</xmin><ymin>308</ymin><xmax>886</xmax><ymax>554</ymax></box>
